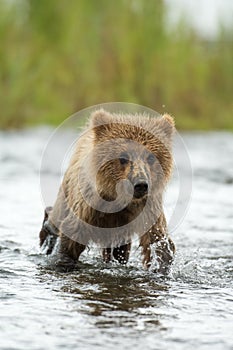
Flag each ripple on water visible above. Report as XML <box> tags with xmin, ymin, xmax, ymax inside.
<box><xmin>0</xmin><ymin>130</ymin><xmax>233</xmax><ymax>350</ymax></box>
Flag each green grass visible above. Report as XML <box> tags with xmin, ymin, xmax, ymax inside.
<box><xmin>0</xmin><ymin>0</ymin><xmax>232</xmax><ymax>130</ymax></box>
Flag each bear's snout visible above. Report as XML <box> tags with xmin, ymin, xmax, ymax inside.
<box><xmin>133</xmin><ymin>179</ymin><xmax>149</xmax><ymax>198</ymax></box>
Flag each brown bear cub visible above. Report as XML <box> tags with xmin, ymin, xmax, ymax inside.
<box><xmin>39</xmin><ymin>109</ymin><xmax>176</xmax><ymax>273</ymax></box>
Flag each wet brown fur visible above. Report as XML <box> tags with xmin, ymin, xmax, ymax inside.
<box><xmin>41</xmin><ymin>110</ymin><xmax>176</xmax><ymax>273</ymax></box>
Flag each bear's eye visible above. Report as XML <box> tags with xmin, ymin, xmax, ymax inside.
<box><xmin>147</xmin><ymin>153</ymin><xmax>156</xmax><ymax>165</ymax></box>
<box><xmin>119</xmin><ymin>152</ymin><xmax>130</xmax><ymax>165</ymax></box>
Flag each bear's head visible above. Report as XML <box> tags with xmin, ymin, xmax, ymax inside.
<box><xmin>82</xmin><ymin>109</ymin><xmax>175</xmax><ymax>212</ymax></box>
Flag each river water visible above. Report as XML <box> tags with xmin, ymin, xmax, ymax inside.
<box><xmin>0</xmin><ymin>128</ymin><xmax>233</xmax><ymax>350</ymax></box>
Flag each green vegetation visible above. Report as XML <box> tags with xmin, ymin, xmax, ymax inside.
<box><xmin>0</xmin><ymin>0</ymin><xmax>232</xmax><ymax>130</ymax></box>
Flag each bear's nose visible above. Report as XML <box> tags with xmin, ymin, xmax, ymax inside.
<box><xmin>133</xmin><ymin>181</ymin><xmax>148</xmax><ymax>198</ymax></box>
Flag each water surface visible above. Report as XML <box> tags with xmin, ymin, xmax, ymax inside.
<box><xmin>0</xmin><ymin>129</ymin><xmax>233</xmax><ymax>350</ymax></box>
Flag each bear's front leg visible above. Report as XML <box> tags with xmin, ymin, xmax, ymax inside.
<box><xmin>51</xmin><ymin>214</ymin><xmax>86</xmax><ymax>270</ymax></box>
<box><xmin>113</xmin><ymin>243</ymin><xmax>131</xmax><ymax>264</ymax></box>
<box><xmin>102</xmin><ymin>243</ymin><xmax>131</xmax><ymax>264</ymax></box>
<box><xmin>140</xmin><ymin>220</ymin><xmax>175</xmax><ymax>274</ymax></box>
<box><xmin>39</xmin><ymin>207</ymin><xmax>58</xmax><ymax>255</ymax></box>
<box><xmin>154</xmin><ymin>236</ymin><xmax>175</xmax><ymax>274</ymax></box>
<box><xmin>53</xmin><ymin>235</ymin><xmax>86</xmax><ymax>272</ymax></box>
<box><xmin>59</xmin><ymin>234</ymin><xmax>86</xmax><ymax>261</ymax></box>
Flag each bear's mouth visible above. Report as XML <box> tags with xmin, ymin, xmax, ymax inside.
<box><xmin>133</xmin><ymin>192</ymin><xmax>148</xmax><ymax>199</ymax></box>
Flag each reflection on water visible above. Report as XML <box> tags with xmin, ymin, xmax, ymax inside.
<box><xmin>38</xmin><ymin>261</ymin><xmax>169</xmax><ymax>332</ymax></box>
<box><xmin>0</xmin><ymin>129</ymin><xmax>233</xmax><ymax>350</ymax></box>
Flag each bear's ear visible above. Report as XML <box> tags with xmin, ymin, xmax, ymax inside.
<box><xmin>153</xmin><ymin>113</ymin><xmax>175</xmax><ymax>141</ymax></box>
<box><xmin>90</xmin><ymin>109</ymin><xmax>112</xmax><ymax>127</ymax></box>
<box><xmin>89</xmin><ymin>109</ymin><xmax>113</xmax><ymax>141</ymax></box>
<box><xmin>160</xmin><ymin>113</ymin><xmax>175</xmax><ymax>138</ymax></box>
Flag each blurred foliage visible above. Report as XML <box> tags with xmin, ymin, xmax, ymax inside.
<box><xmin>0</xmin><ymin>0</ymin><xmax>232</xmax><ymax>129</ymax></box>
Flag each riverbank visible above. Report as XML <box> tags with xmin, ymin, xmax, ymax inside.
<box><xmin>0</xmin><ymin>1</ymin><xmax>232</xmax><ymax>131</ymax></box>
